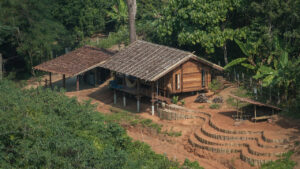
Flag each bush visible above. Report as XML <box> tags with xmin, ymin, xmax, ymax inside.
<box><xmin>180</xmin><ymin>99</ymin><xmax>185</xmax><ymax>106</ymax></box>
<box><xmin>209</xmin><ymin>103</ymin><xmax>221</xmax><ymax>109</ymax></box>
<box><xmin>260</xmin><ymin>151</ymin><xmax>296</xmax><ymax>169</ymax></box>
<box><xmin>172</xmin><ymin>96</ymin><xmax>179</xmax><ymax>104</ymax></box>
<box><xmin>208</xmin><ymin>79</ymin><xmax>223</xmax><ymax>92</ymax></box>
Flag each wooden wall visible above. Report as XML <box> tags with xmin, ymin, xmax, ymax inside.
<box><xmin>159</xmin><ymin>59</ymin><xmax>212</xmax><ymax>94</ymax></box>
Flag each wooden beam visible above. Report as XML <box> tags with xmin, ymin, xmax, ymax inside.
<box><xmin>63</xmin><ymin>74</ymin><xmax>66</xmax><ymax>89</ymax></box>
<box><xmin>76</xmin><ymin>75</ymin><xmax>80</xmax><ymax>91</ymax></box>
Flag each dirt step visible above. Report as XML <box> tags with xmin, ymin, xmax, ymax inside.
<box><xmin>209</xmin><ymin>119</ymin><xmax>262</xmax><ymax>135</ymax></box>
<box><xmin>201</xmin><ymin>120</ymin><xmax>260</xmax><ymax>141</ymax></box>
<box><xmin>189</xmin><ymin>134</ymin><xmax>279</xmax><ymax>166</ymax></box>
<box><xmin>194</xmin><ymin>130</ymin><xmax>287</xmax><ymax>157</ymax></box>
<box><xmin>240</xmin><ymin>148</ymin><xmax>278</xmax><ymax>166</ymax></box>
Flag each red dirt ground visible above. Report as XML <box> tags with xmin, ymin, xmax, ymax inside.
<box><xmin>27</xmin><ymin>74</ymin><xmax>300</xmax><ymax>169</ymax></box>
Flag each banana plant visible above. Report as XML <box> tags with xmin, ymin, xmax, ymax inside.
<box><xmin>253</xmin><ymin>51</ymin><xmax>300</xmax><ymax>99</ymax></box>
<box><xmin>224</xmin><ymin>39</ymin><xmax>259</xmax><ymax>70</ymax></box>
<box><xmin>106</xmin><ymin>0</ymin><xmax>128</xmax><ymax>29</ymax></box>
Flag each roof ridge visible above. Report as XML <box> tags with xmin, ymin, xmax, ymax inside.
<box><xmin>136</xmin><ymin>40</ymin><xmax>192</xmax><ymax>55</ymax></box>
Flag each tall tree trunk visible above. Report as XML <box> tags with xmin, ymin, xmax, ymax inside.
<box><xmin>223</xmin><ymin>42</ymin><xmax>228</xmax><ymax>65</ymax></box>
<box><xmin>0</xmin><ymin>53</ymin><xmax>2</xmax><ymax>80</ymax></box>
<box><xmin>126</xmin><ymin>0</ymin><xmax>137</xmax><ymax>43</ymax></box>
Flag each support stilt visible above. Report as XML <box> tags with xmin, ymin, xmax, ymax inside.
<box><xmin>114</xmin><ymin>90</ymin><xmax>117</xmax><ymax>104</ymax></box>
<box><xmin>123</xmin><ymin>93</ymin><xmax>126</xmax><ymax>107</ymax></box>
<box><xmin>254</xmin><ymin>105</ymin><xmax>257</xmax><ymax>123</ymax></box>
<box><xmin>137</xmin><ymin>96</ymin><xmax>140</xmax><ymax>113</ymax></box>
<box><xmin>151</xmin><ymin>83</ymin><xmax>155</xmax><ymax>116</ymax></box>
<box><xmin>76</xmin><ymin>75</ymin><xmax>80</xmax><ymax>91</ymax></box>
<box><xmin>63</xmin><ymin>74</ymin><xmax>66</xmax><ymax>89</ymax></box>
<box><xmin>49</xmin><ymin>72</ymin><xmax>52</xmax><ymax>89</ymax></box>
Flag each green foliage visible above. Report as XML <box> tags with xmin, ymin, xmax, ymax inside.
<box><xmin>260</xmin><ymin>151</ymin><xmax>296</xmax><ymax>169</ymax></box>
<box><xmin>107</xmin><ymin>107</ymin><xmax>162</xmax><ymax>133</ymax></box>
<box><xmin>106</xmin><ymin>0</ymin><xmax>128</xmax><ymax>30</ymax></box>
<box><xmin>0</xmin><ymin>79</ymin><xmax>202</xmax><ymax>168</ymax></box>
<box><xmin>172</xmin><ymin>96</ymin><xmax>179</xmax><ymax>104</ymax></box>
<box><xmin>85</xmin><ymin>26</ymin><xmax>129</xmax><ymax>49</ymax></box>
<box><xmin>181</xmin><ymin>159</ymin><xmax>204</xmax><ymax>169</ymax></box>
<box><xmin>156</xmin><ymin>0</ymin><xmax>244</xmax><ymax>54</ymax></box>
<box><xmin>180</xmin><ymin>100</ymin><xmax>185</xmax><ymax>106</ymax></box>
<box><xmin>208</xmin><ymin>79</ymin><xmax>223</xmax><ymax>92</ymax></box>
<box><xmin>209</xmin><ymin>103</ymin><xmax>221</xmax><ymax>109</ymax></box>
<box><xmin>198</xmin><ymin>105</ymin><xmax>205</xmax><ymax>109</ymax></box>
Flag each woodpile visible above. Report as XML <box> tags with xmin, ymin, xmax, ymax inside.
<box><xmin>212</xmin><ymin>96</ymin><xmax>223</xmax><ymax>103</ymax></box>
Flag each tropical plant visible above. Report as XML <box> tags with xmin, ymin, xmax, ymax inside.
<box><xmin>172</xmin><ymin>96</ymin><xmax>179</xmax><ymax>104</ymax></box>
<box><xmin>107</xmin><ymin>0</ymin><xmax>128</xmax><ymax>30</ymax></box>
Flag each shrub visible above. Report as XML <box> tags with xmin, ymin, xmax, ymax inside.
<box><xmin>260</xmin><ymin>151</ymin><xmax>296</xmax><ymax>169</ymax></box>
<box><xmin>0</xmin><ymin>79</ymin><xmax>203</xmax><ymax>169</ymax></box>
<box><xmin>172</xmin><ymin>96</ymin><xmax>179</xmax><ymax>104</ymax></box>
<box><xmin>208</xmin><ymin>79</ymin><xmax>223</xmax><ymax>92</ymax></box>
<box><xmin>180</xmin><ymin>99</ymin><xmax>185</xmax><ymax>106</ymax></box>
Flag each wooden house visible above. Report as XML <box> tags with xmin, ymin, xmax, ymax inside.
<box><xmin>100</xmin><ymin>40</ymin><xmax>224</xmax><ymax>113</ymax></box>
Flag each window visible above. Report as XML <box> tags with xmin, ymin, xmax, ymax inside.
<box><xmin>202</xmin><ymin>70</ymin><xmax>206</xmax><ymax>87</ymax></box>
<box><xmin>175</xmin><ymin>74</ymin><xmax>180</xmax><ymax>90</ymax></box>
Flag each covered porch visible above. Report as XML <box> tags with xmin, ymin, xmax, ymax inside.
<box><xmin>34</xmin><ymin>46</ymin><xmax>112</xmax><ymax>91</ymax></box>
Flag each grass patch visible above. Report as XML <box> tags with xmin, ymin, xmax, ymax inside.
<box><xmin>107</xmin><ymin>107</ymin><xmax>162</xmax><ymax>133</ymax></box>
<box><xmin>260</xmin><ymin>151</ymin><xmax>296</xmax><ymax>169</ymax></box>
<box><xmin>232</xmin><ymin>86</ymin><xmax>253</xmax><ymax>98</ymax></box>
<box><xmin>209</xmin><ymin>103</ymin><xmax>221</xmax><ymax>109</ymax></box>
<box><xmin>162</xmin><ymin>129</ymin><xmax>182</xmax><ymax>137</ymax></box>
<box><xmin>198</xmin><ymin>105</ymin><xmax>205</xmax><ymax>109</ymax></box>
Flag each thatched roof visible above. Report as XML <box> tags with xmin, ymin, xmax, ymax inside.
<box><xmin>101</xmin><ymin>40</ymin><xmax>224</xmax><ymax>81</ymax></box>
<box><xmin>228</xmin><ymin>94</ymin><xmax>281</xmax><ymax>110</ymax></box>
<box><xmin>34</xmin><ymin>46</ymin><xmax>113</xmax><ymax>76</ymax></box>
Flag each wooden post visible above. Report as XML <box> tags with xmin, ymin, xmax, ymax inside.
<box><xmin>122</xmin><ymin>75</ymin><xmax>126</xmax><ymax>107</ymax></box>
<box><xmin>236</xmin><ymin>99</ymin><xmax>239</xmax><ymax>120</ymax></box>
<box><xmin>0</xmin><ymin>53</ymin><xmax>2</xmax><ymax>81</ymax></box>
<box><xmin>254</xmin><ymin>105</ymin><xmax>257</xmax><ymax>123</ymax></box>
<box><xmin>76</xmin><ymin>75</ymin><xmax>80</xmax><ymax>91</ymax></box>
<box><xmin>137</xmin><ymin>79</ymin><xmax>140</xmax><ymax>113</ymax></box>
<box><xmin>49</xmin><ymin>72</ymin><xmax>52</xmax><ymax>89</ymax></box>
<box><xmin>114</xmin><ymin>90</ymin><xmax>117</xmax><ymax>104</ymax></box>
<box><xmin>151</xmin><ymin>82</ymin><xmax>155</xmax><ymax>116</ymax></box>
<box><xmin>62</xmin><ymin>74</ymin><xmax>66</xmax><ymax>89</ymax></box>
<box><xmin>94</xmin><ymin>68</ymin><xmax>98</xmax><ymax>86</ymax></box>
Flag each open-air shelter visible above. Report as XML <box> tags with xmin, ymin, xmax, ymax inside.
<box><xmin>229</xmin><ymin>94</ymin><xmax>281</xmax><ymax>122</ymax></box>
<box><xmin>34</xmin><ymin>46</ymin><xmax>112</xmax><ymax>90</ymax></box>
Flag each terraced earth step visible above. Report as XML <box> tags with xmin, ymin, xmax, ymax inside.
<box><xmin>194</xmin><ymin>131</ymin><xmax>287</xmax><ymax>157</ymax></box>
<box><xmin>240</xmin><ymin>147</ymin><xmax>278</xmax><ymax>166</ymax></box>
<box><xmin>201</xmin><ymin>120</ymin><xmax>261</xmax><ymax>141</ymax></box>
<box><xmin>208</xmin><ymin>119</ymin><xmax>262</xmax><ymax>134</ymax></box>
<box><xmin>189</xmin><ymin>134</ymin><xmax>278</xmax><ymax>166</ymax></box>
